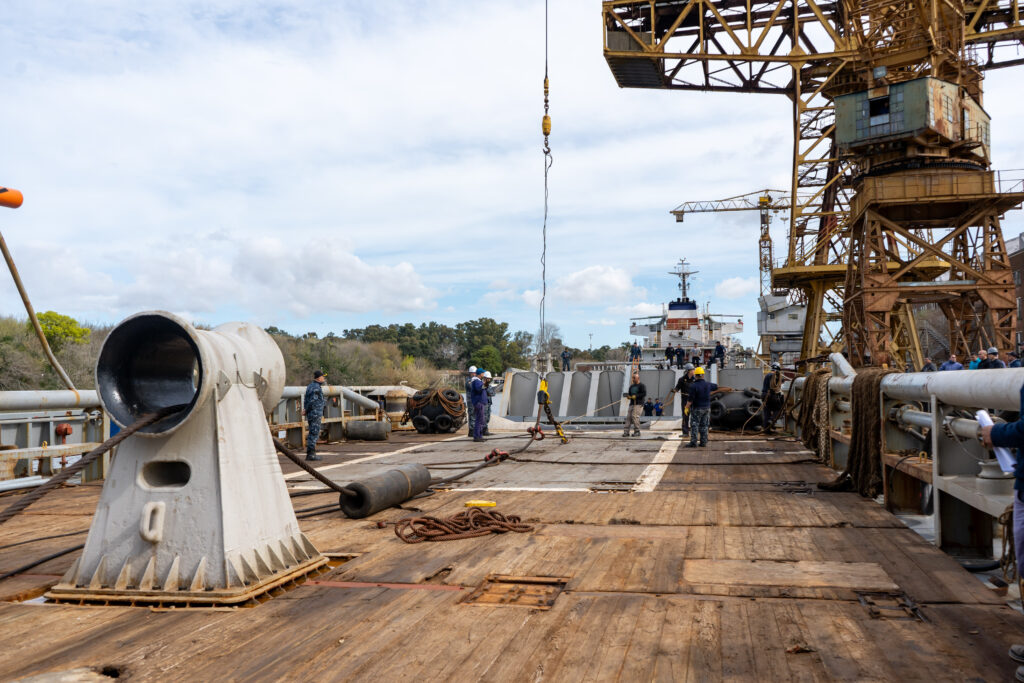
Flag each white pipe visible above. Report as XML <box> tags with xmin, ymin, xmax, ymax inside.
<box><xmin>0</xmin><ymin>390</ymin><xmax>99</xmax><ymax>411</ymax></box>
<box><xmin>281</xmin><ymin>385</ymin><xmax>380</xmax><ymax>411</ymax></box>
<box><xmin>896</xmin><ymin>407</ymin><xmax>979</xmax><ymax>440</ymax></box>
<box><xmin>830</xmin><ymin>353</ymin><xmax>856</xmax><ymax>378</ymax></box>
<box><xmin>0</xmin><ymin>385</ymin><xmax>381</xmax><ymax>415</ymax></box>
<box><xmin>0</xmin><ymin>475</ymin><xmax>44</xmax><ymax>492</ymax></box>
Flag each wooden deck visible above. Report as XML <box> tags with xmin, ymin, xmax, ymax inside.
<box><xmin>1</xmin><ymin>431</ymin><xmax>1022</xmax><ymax>681</ymax></box>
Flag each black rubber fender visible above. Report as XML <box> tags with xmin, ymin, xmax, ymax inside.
<box><xmin>411</xmin><ymin>415</ymin><xmax>431</xmax><ymax>434</ymax></box>
<box><xmin>434</xmin><ymin>414</ymin><xmax>454</xmax><ymax>432</ymax></box>
<box><xmin>745</xmin><ymin>399</ymin><xmax>762</xmax><ymax>416</ymax></box>
<box><xmin>339</xmin><ymin>464</ymin><xmax>432</xmax><ymax>518</ymax></box>
<box><xmin>441</xmin><ymin>388</ymin><xmax>461</xmax><ymax>403</ymax></box>
<box><xmin>709</xmin><ymin>400</ymin><xmax>726</xmax><ymax>421</ymax></box>
<box><xmin>345</xmin><ymin>420</ymin><xmax>391</xmax><ymax>441</ymax></box>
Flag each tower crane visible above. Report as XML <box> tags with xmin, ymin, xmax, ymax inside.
<box><xmin>672</xmin><ymin>189</ymin><xmax>796</xmax><ymax>359</ymax></box>
<box><xmin>601</xmin><ymin>0</ymin><xmax>1024</xmax><ymax>369</ymax></box>
<box><xmin>672</xmin><ymin>189</ymin><xmax>791</xmax><ymax>298</ymax></box>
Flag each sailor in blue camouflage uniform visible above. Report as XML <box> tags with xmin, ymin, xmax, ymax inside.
<box><xmin>303</xmin><ymin>370</ymin><xmax>327</xmax><ymax>461</ymax></box>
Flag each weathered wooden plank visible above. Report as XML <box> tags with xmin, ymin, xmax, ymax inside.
<box><xmin>683</xmin><ymin>559</ymin><xmax>898</xmax><ymax>591</ymax></box>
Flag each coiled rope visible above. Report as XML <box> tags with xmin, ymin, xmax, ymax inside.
<box><xmin>394</xmin><ymin>507</ymin><xmax>533</xmax><ymax>543</ymax></box>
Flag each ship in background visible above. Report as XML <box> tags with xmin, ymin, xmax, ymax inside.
<box><xmin>628</xmin><ymin>259</ymin><xmax>749</xmax><ymax>367</ymax></box>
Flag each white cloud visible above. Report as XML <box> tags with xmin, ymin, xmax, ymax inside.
<box><xmin>714</xmin><ymin>277</ymin><xmax>760</xmax><ymax>300</ymax></box>
<box><xmin>586</xmin><ymin>318</ymin><xmax>618</xmax><ymax>327</ymax></box>
<box><xmin>554</xmin><ymin>266</ymin><xmax>644</xmax><ymax>304</ymax></box>
<box><xmin>607</xmin><ymin>302</ymin><xmax>664</xmax><ymax>317</ymax></box>
<box><xmin>479</xmin><ymin>289</ymin><xmax>518</xmax><ymax>306</ymax></box>
<box><xmin>521</xmin><ymin>290</ymin><xmax>543</xmax><ymax>307</ymax></box>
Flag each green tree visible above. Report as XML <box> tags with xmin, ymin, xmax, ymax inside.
<box><xmin>471</xmin><ymin>345</ymin><xmax>503</xmax><ymax>374</ymax></box>
<box><xmin>33</xmin><ymin>311</ymin><xmax>90</xmax><ymax>353</ymax></box>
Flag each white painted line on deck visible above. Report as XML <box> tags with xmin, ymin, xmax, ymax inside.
<box><xmin>726</xmin><ymin>450</ymin><xmax>774</xmax><ymax>455</ymax></box>
<box><xmin>283</xmin><ymin>435</ymin><xmax>464</xmax><ymax>480</ymax></box>
<box><xmin>633</xmin><ymin>439</ymin><xmax>681</xmax><ymax>493</ymax></box>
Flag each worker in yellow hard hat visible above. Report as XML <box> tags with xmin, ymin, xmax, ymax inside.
<box><xmin>685</xmin><ymin>366</ymin><xmax>718</xmax><ymax>448</ymax></box>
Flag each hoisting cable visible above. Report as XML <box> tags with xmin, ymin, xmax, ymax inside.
<box><xmin>539</xmin><ymin>0</ymin><xmax>552</xmax><ymax>355</ymax></box>
<box><xmin>0</xmin><ymin>403</ymin><xmax>188</xmax><ymax>528</ymax></box>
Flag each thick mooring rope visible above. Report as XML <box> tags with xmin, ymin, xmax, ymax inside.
<box><xmin>818</xmin><ymin>368</ymin><xmax>895</xmax><ymax>497</ymax></box>
<box><xmin>797</xmin><ymin>368</ymin><xmax>833</xmax><ymax>467</ymax></box>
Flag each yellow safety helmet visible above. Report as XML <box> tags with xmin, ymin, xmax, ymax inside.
<box><xmin>694</xmin><ymin>367</ymin><xmax>705</xmax><ymax>375</ymax></box>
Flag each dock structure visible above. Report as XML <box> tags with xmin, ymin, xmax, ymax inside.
<box><xmin>1</xmin><ymin>431</ymin><xmax>1021</xmax><ymax>680</ymax></box>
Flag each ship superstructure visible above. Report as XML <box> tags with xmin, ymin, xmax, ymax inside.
<box><xmin>628</xmin><ymin>259</ymin><xmax>745</xmax><ymax>365</ymax></box>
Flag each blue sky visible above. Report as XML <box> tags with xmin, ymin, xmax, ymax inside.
<box><xmin>1</xmin><ymin>1</ymin><xmax>1022</xmax><ymax>351</ymax></box>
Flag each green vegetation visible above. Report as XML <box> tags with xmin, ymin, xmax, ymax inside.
<box><xmin>34</xmin><ymin>311</ymin><xmax>91</xmax><ymax>352</ymax></box>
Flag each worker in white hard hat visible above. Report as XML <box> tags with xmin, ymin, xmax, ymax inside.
<box><xmin>482</xmin><ymin>370</ymin><xmax>495</xmax><ymax>436</ymax></box>
<box><xmin>465</xmin><ymin>366</ymin><xmax>478</xmax><ymax>434</ymax></box>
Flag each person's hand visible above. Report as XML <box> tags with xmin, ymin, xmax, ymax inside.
<box><xmin>980</xmin><ymin>424</ymin><xmax>994</xmax><ymax>448</ymax></box>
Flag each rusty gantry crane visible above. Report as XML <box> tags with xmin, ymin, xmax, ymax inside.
<box><xmin>602</xmin><ymin>0</ymin><xmax>1024</xmax><ymax>368</ymax></box>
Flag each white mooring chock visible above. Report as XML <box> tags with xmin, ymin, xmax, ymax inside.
<box><xmin>47</xmin><ymin>311</ymin><xmax>326</xmax><ymax>605</ymax></box>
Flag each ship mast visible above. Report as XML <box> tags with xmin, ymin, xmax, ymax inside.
<box><xmin>669</xmin><ymin>259</ymin><xmax>698</xmax><ymax>300</ymax></box>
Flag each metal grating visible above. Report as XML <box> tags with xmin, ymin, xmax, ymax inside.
<box><xmin>462</xmin><ymin>575</ymin><xmax>569</xmax><ymax>609</ymax></box>
<box><xmin>856</xmin><ymin>591</ymin><xmax>927</xmax><ymax>621</ymax></box>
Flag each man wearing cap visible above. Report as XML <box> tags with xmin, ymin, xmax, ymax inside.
<box><xmin>670</xmin><ymin>363</ymin><xmax>696</xmax><ymax>437</ymax></box>
<box><xmin>921</xmin><ymin>357</ymin><xmax>937</xmax><ymax>372</ymax></box>
<box><xmin>1011</xmin><ymin>352</ymin><xmax>1022</xmax><ymax>369</ymax></box>
<box><xmin>979</xmin><ymin>347</ymin><xmax>1007</xmax><ymax>369</ymax></box>
<box><xmin>761</xmin><ymin>362</ymin><xmax>784</xmax><ymax>434</ymax></box>
<box><xmin>686</xmin><ymin>367</ymin><xmax>718</xmax><ymax>447</ymax></box>
<box><xmin>464</xmin><ymin>366</ymin><xmax>478</xmax><ymax>434</ymax></box>
<box><xmin>302</xmin><ymin>370</ymin><xmax>327</xmax><ymax>461</ymax></box>
<box><xmin>469</xmin><ymin>368</ymin><xmax>488</xmax><ymax>442</ymax></box>
<box><xmin>622</xmin><ymin>372</ymin><xmax>646</xmax><ymax>437</ymax></box>
<box><xmin>560</xmin><ymin>348</ymin><xmax>572</xmax><ymax>372</ymax></box>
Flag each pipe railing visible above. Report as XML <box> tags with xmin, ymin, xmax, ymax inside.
<box><xmin>787</xmin><ymin>352</ymin><xmax>1022</xmax><ymax>553</ymax></box>
<box><xmin>0</xmin><ymin>384</ymin><xmax>383</xmax><ymax>482</ymax></box>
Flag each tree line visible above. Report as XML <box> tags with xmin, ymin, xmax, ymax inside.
<box><xmin>0</xmin><ymin>313</ymin><xmax>627</xmax><ymax>391</ymax></box>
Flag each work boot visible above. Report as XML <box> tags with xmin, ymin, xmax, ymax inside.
<box><xmin>685</xmin><ymin>442</ymin><xmax>697</xmax><ymax>448</ymax></box>
<box><xmin>473</xmin><ymin>437</ymin><xmax>484</xmax><ymax>442</ymax></box>
<box><xmin>305</xmin><ymin>451</ymin><xmax>322</xmax><ymax>462</ymax></box>
<box><xmin>1017</xmin><ymin>665</ymin><xmax>1024</xmax><ymax>683</ymax></box>
<box><xmin>622</xmin><ymin>432</ymin><xmax>630</xmax><ymax>437</ymax></box>
<box><xmin>1010</xmin><ymin>645</ymin><xmax>1024</xmax><ymax>664</ymax></box>
<box><xmin>632</xmin><ymin>430</ymin><xmax>641</xmax><ymax>437</ymax></box>
<box><xmin>483</xmin><ymin>429</ymin><xmax>491</xmax><ymax>436</ymax></box>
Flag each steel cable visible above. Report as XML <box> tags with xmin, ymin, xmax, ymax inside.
<box><xmin>272</xmin><ymin>436</ymin><xmax>356</xmax><ymax>497</ymax></box>
<box><xmin>0</xmin><ymin>404</ymin><xmax>188</xmax><ymax>528</ymax></box>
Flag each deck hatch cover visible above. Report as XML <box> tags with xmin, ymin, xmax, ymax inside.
<box><xmin>856</xmin><ymin>591</ymin><xmax>926</xmax><ymax>621</ymax></box>
<box><xmin>462</xmin><ymin>575</ymin><xmax>569</xmax><ymax>609</ymax></box>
